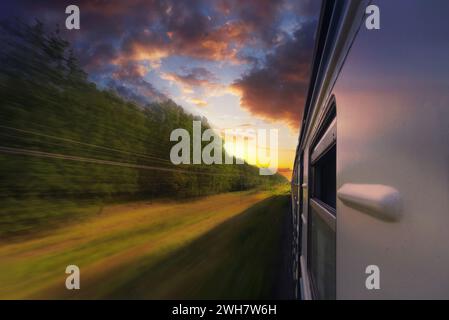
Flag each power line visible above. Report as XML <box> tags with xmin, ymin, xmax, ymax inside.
<box><xmin>0</xmin><ymin>146</ymin><xmax>243</xmax><ymax>177</ymax></box>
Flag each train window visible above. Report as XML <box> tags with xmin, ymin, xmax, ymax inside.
<box><xmin>298</xmin><ymin>152</ymin><xmax>304</xmax><ymax>260</ymax></box>
<box><xmin>299</xmin><ymin>152</ymin><xmax>304</xmax><ymax>214</ymax></box>
<box><xmin>308</xmin><ymin>103</ymin><xmax>336</xmax><ymax>300</ymax></box>
<box><xmin>312</xmin><ymin>137</ymin><xmax>336</xmax><ymax>209</ymax></box>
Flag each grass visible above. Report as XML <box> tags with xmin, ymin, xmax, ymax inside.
<box><xmin>0</xmin><ymin>188</ymin><xmax>289</xmax><ymax>299</ymax></box>
<box><xmin>0</xmin><ymin>198</ymin><xmax>104</xmax><ymax>239</ymax></box>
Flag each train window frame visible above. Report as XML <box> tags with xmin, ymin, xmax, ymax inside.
<box><xmin>299</xmin><ymin>152</ymin><xmax>304</xmax><ymax>215</ymax></box>
<box><xmin>311</xmin><ymin>140</ymin><xmax>336</xmax><ymax>211</ymax></box>
<box><xmin>298</xmin><ymin>152</ymin><xmax>304</xmax><ymax>265</ymax></box>
<box><xmin>307</xmin><ymin>97</ymin><xmax>337</xmax><ymax>300</ymax></box>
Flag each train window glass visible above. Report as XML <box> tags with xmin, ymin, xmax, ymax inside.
<box><xmin>308</xmin><ymin>102</ymin><xmax>336</xmax><ymax>300</ymax></box>
<box><xmin>299</xmin><ymin>152</ymin><xmax>304</xmax><ymax>214</ymax></box>
<box><xmin>298</xmin><ymin>152</ymin><xmax>304</xmax><ymax>259</ymax></box>
<box><xmin>310</xmin><ymin>202</ymin><xmax>336</xmax><ymax>299</ymax></box>
<box><xmin>312</xmin><ymin>144</ymin><xmax>336</xmax><ymax>209</ymax></box>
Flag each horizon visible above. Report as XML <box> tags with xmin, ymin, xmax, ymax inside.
<box><xmin>1</xmin><ymin>0</ymin><xmax>321</xmax><ymax>176</ymax></box>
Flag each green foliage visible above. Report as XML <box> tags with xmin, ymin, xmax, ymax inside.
<box><xmin>106</xmin><ymin>195</ymin><xmax>289</xmax><ymax>299</ymax></box>
<box><xmin>0</xmin><ymin>20</ymin><xmax>286</xmax><ymax>238</ymax></box>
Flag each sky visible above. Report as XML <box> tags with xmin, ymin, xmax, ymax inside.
<box><xmin>1</xmin><ymin>0</ymin><xmax>321</xmax><ymax>177</ymax></box>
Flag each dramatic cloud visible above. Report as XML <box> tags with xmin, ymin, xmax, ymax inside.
<box><xmin>112</xmin><ymin>61</ymin><xmax>152</xmax><ymax>80</ymax></box>
<box><xmin>4</xmin><ymin>0</ymin><xmax>320</xmax><ymax>124</ymax></box>
<box><xmin>118</xmin><ymin>19</ymin><xmax>253</xmax><ymax>65</ymax></box>
<box><xmin>162</xmin><ymin>67</ymin><xmax>217</xmax><ymax>87</ymax></box>
<box><xmin>161</xmin><ymin>67</ymin><xmax>225</xmax><ymax>96</ymax></box>
<box><xmin>108</xmin><ymin>61</ymin><xmax>167</xmax><ymax>105</ymax></box>
<box><xmin>216</xmin><ymin>0</ymin><xmax>286</xmax><ymax>45</ymax></box>
<box><xmin>8</xmin><ymin>0</ymin><xmax>291</xmax><ymax>65</ymax></box>
<box><xmin>231</xmin><ymin>21</ymin><xmax>317</xmax><ymax>129</ymax></box>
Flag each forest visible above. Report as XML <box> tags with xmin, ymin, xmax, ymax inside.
<box><xmin>0</xmin><ymin>20</ymin><xmax>285</xmax><ymax>238</ymax></box>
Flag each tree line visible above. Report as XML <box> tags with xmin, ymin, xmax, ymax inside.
<box><xmin>0</xmin><ymin>20</ymin><xmax>285</xmax><ymax>237</ymax></box>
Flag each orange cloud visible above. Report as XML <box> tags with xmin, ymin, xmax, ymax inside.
<box><xmin>231</xmin><ymin>22</ymin><xmax>317</xmax><ymax>129</ymax></box>
<box><xmin>189</xmin><ymin>98</ymin><xmax>208</xmax><ymax>107</ymax></box>
<box><xmin>161</xmin><ymin>67</ymin><xmax>228</xmax><ymax>98</ymax></box>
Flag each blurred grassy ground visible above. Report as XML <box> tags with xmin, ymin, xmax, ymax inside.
<box><xmin>0</xmin><ymin>187</ymin><xmax>290</xmax><ymax>299</ymax></box>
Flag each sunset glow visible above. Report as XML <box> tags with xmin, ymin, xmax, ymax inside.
<box><xmin>1</xmin><ymin>0</ymin><xmax>321</xmax><ymax>177</ymax></box>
